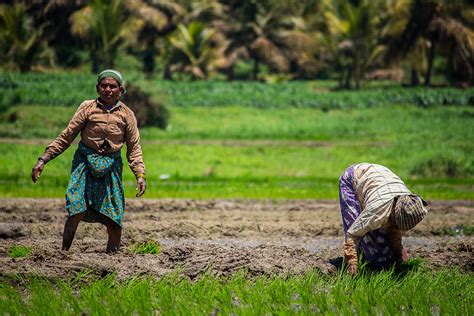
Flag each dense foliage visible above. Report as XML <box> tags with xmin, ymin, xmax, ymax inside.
<box><xmin>0</xmin><ymin>0</ymin><xmax>473</xmax><ymax>86</ymax></box>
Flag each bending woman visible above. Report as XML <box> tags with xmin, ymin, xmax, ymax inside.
<box><xmin>339</xmin><ymin>163</ymin><xmax>428</xmax><ymax>274</ymax></box>
<box><xmin>31</xmin><ymin>70</ymin><xmax>146</xmax><ymax>253</ymax></box>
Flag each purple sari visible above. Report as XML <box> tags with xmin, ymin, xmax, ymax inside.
<box><xmin>339</xmin><ymin>165</ymin><xmax>397</xmax><ymax>267</ymax></box>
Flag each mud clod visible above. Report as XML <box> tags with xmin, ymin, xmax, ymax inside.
<box><xmin>0</xmin><ymin>223</ymin><xmax>29</xmax><ymax>239</ymax></box>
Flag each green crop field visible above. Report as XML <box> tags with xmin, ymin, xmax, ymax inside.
<box><xmin>1</xmin><ymin>268</ymin><xmax>472</xmax><ymax>315</ymax></box>
<box><xmin>0</xmin><ymin>83</ymin><xmax>473</xmax><ymax>199</ymax></box>
<box><xmin>0</xmin><ymin>73</ymin><xmax>473</xmax><ymax>314</ymax></box>
<box><xmin>1</xmin><ymin>0</ymin><xmax>474</xmax><ymax>313</ymax></box>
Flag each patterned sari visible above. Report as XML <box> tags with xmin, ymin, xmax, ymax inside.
<box><xmin>66</xmin><ymin>142</ymin><xmax>124</xmax><ymax>226</ymax></box>
<box><xmin>339</xmin><ymin>165</ymin><xmax>397</xmax><ymax>268</ymax></box>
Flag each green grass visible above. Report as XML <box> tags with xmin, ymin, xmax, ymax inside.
<box><xmin>148</xmin><ymin>79</ymin><xmax>474</xmax><ymax>108</ymax></box>
<box><xmin>129</xmin><ymin>240</ymin><xmax>161</xmax><ymax>254</ymax></box>
<box><xmin>442</xmin><ymin>225</ymin><xmax>474</xmax><ymax>236</ymax></box>
<box><xmin>2</xmin><ymin>104</ymin><xmax>473</xmax><ymax>144</ymax></box>
<box><xmin>1</xmin><ymin>72</ymin><xmax>473</xmax><ymax>110</ymax></box>
<box><xmin>0</xmin><ymin>141</ymin><xmax>472</xmax><ymax>199</ymax></box>
<box><xmin>0</xmin><ymin>104</ymin><xmax>473</xmax><ymax>199</ymax></box>
<box><xmin>0</xmin><ymin>269</ymin><xmax>472</xmax><ymax>315</ymax></box>
<box><xmin>7</xmin><ymin>245</ymin><xmax>32</xmax><ymax>258</ymax></box>
<box><xmin>0</xmin><ymin>74</ymin><xmax>472</xmax><ymax>199</ymax></box>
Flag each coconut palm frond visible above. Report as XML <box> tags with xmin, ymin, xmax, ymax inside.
<box><xmin>366</xmin><ymin>44</ymin><xmax>386</xmax><ymax>66</ymax></box>
<box><xmin>430</xmin><ymin>17</ymin><xmax>474</xmax><ymax>79</ymax></box>
<box><xmin>125</xmin><ymin>0</ymin><xmax>168</xmax><ymax>30</ymax></box>
<box><xmin>0</xmin><ymin>3</ymin><xmax>50</xmax><ymax>71</ymax></box>
<box><xmin>69</xmin><ymin>6</ymin><xmax>93</xmax><ymax>39</ymax></box>
<box><xmin>153</xmin><ymin>0</ymin><xmax>187</xmax><ymax>15</ymax></box>
<box><xmin>44</xmin><ymin>0</ymin><xmax>86</xmax><ymax>13</ymax></box>
<box><xmin>167</xmin><ymin>22</ymin><xmax>226</xmax><ymax>79</ymax></box>
<box><xmin>250</xmin><ymin>36</ymin><xmax>289</xmax><ymax>72</ymax></box>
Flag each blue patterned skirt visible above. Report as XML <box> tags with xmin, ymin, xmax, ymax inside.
<box><xmin>66</xmin><ymin>142</ymin><xmax>124</xmax><ymax>226</ymax></box>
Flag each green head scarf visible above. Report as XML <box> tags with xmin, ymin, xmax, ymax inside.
<box><xmin>97</xmin><ymin>69</ymin><xmax>126</xmax><ymax>95</ymax></box>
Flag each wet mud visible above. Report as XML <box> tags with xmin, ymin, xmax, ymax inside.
<box><xmin>1</xmin><ymin>198</ymin><xmax>472</xmax><ymax>280</ymax></box>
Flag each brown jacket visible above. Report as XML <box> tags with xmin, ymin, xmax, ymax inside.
<box><xmin>41</xmin><ymin>99</ymin><xmax>145</xmax><ymax>177</ymax></box>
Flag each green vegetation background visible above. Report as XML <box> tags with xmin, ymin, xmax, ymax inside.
<box><xmin>0</xmin><ymin>73</ymin><xmax>473</xmax><ymax>199</ymax></box>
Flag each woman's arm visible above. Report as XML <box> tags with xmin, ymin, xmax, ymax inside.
<box><xmin>344</xmin><ymin>235</ymin><xmax>360</xmax><ymax>275</ymax></box>
<box><xmin>387</xmin><ymin>225</ymin><xmax>407</xmax><ymax>262</ymax></box>
<box><xmin>31</xmin><ymin>101</ymin><xmax>90</xmax><ymax>182</ymax></box>
<box><xmin>40</xmin><ymin>101</ymin><xmax>90</xmax><ymax>163</ymax></box>
<box><xmin>124</xmin><ymin>108</ymin><xmax>146</xmax><ymax>196</ymax></box>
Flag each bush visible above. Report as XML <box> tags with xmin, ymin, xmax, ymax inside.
<box><xmin>122</xmin><ymin>84</ymin><xmax>169</xmax><ymax>129</ymax></box>
<box><xmin>410</xmin><ymin>154</ymin><xmax>474</xmax><ymax>178</ymax></box>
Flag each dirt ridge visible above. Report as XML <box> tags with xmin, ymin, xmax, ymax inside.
<box><xmin>1</xmin><ymin>198</ymin><xmax>472</xmax><ymax>280</ymax></box>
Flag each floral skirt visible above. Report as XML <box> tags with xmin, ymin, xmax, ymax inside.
<box><xmin>66</xmin><ymin>142</ymin><xmax>124</xmax><ymax>227</ymax></box>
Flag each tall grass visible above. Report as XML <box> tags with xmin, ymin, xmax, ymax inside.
<box><xmin>151</xmin><ymin>80</ymin><xmax>474</xmax><ymax>108</ymax></box>
<box><xmin>1</xmin><ymin>269</ymin><xmax>472</xmax><ymax>315</ymax></box>
<box><xmin>1</xmin><ymin>72</ymin><xmax>472</xmax><ymax>110</ymax></box>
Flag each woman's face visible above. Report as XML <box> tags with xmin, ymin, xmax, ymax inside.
<box><xmin>96</xmin><ymin>77</ymin><xmax>122</xmax><ymax>105</ymax></box>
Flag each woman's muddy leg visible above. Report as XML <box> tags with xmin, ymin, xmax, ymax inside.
<box><xmin>105</xmin><ymin>217</ymin><xmax>122</xmax><ymax>253</ymax></box>
<box><xmin>62</xmin><ymin>212</ymin><xmax>85</xmax><ymax>251</ymax></box>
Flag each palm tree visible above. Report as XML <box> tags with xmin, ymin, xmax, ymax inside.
<box><xmin>282</xmin><ymin>1</ymin><xmax>324</xmax><ymax>78</ymax></box>
<box><xmin>123</xmin><ymin>0</ymin><xmax>187</xmax><ymax>77</ymax></box>
<box><xmin>388</xmin><ymin>0</ymin><xmax>474</xmax><ymax>85</ymax></box>
<box><xmin>380</xmin><ymin>0</ymin><xmax>428</xmax><ymax>86</ymax></box>
<box><xmin>70</xmin><ymin>0</ymin><xmax>125</xmax><ymax>72</ymax></box>
<box><xmin>22</xmin><ymin>0</ymin><xmax>86</xmax><ymax>68</ymax></box>
<box><xmin>210</xmin><ymin>0</ymin><xmax>306</xmax><ymax>80</ymax></box>
<box><xmin>0</xmin><ymin>3</ymin><xmax>50</xmax><ymax>72</ymax></box>
<box><xmin>320</xmin><ymin>0</ymin><xmax>384</xmax><ymax>89</ymax></box>
<box><xmin>166</xmin><ymin>21</ymin><xmax>227</xmax><ymax>79</ymax></box>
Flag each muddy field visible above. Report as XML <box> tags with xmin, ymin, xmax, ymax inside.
<box><xmin>1</xmin><ymin>198</ymin><xmax>472</xmax><ymax>280</ymax></box>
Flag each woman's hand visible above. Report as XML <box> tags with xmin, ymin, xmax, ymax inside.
<box><xmin>402</xmin><ymin>247</ymin><xmax>408</xmax><ymax>262</ymax></box>
<box><xmin>136</xmin><ymin>177</ymin><xmax>146</xmax><ymax>197</ymax></box>
<box><xmin>344</xmin><ymin>238</ymin><xmax>359</xmax><ymax>276</ymax></box>
<box><xmin>31</xmin><ymin>159</ymin><xmax>45</xmax><ymax>183</ymax></box>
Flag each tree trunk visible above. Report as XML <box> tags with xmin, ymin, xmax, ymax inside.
<box><xmin>354</xmin><ymin>56</ymin><xmax>361</xmax><ymax>90</ymax></box>
<box><xmin>424</xmin><ymin>40</ymin><xmax>437</xmax><ymax>86</ymax></box>
<box><xmin>226</xmin><ymin>65</ymin><xmax>235</xmax><ymax>81</ymax></box>
<box><xmin>91</xmin><ymin>50</ymin><xmax>100</xmax><ymax>73</ymax></box>
<box><xmin>253</xmin><ymin>58</ymin><xmax>259</xmax><ymax>81</ymax></box>
<box><xmin>163</xmin><ymin>63</ymin><xmax>172</xmax><ymax>80</ymax></box>
<box><xmin>410</xmin><ymin>67</ymin><xmax>419</xmax><ymax>86</ymax></box>
<box><xmin>338</xmin><ymin>69</ymin><xmax>345</xmax><ymax>88</ymax></box>
<box><xmin>143</xmin><ymin>40</ymin><xmax>156</xmax><ymax>79</ymax></box>
<box><xmin>344</xmin><ymin>66</ymin><xmax>353</xmax><ymax>89</ymax></box>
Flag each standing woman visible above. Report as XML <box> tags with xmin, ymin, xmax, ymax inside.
<box><xmin>31</xmin><ymin>70</ymin><xmax>146</xmax><ymax>253</ymax></box>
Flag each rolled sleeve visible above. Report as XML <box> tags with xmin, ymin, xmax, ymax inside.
<box><xmin>347</xmin><ymin>200</ymin><xmax>393</xmax><ymax>238</ymax></box>
<box><xmin>124</xmin><ymin>109</ymin><xmax>145</xmax><ymax>177</ymax></box>
<box><xmin>41</xmin><ymin>101</ymin><xmax>90</xmax><ymax>163</ymax></box>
